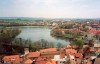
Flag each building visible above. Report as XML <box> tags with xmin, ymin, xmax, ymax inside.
<box><xmin>3</xmin><ymin>55</ymin><xmax>21</xmax><ymax>64</ymax></box>
<box><xmin>25</xmin><ymin>51</ymin><xmax>40</xmax><ymax>60</ymax></box>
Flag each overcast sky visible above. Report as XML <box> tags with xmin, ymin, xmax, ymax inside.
<box><xmin>0</xmin><ymin>0</ymin><xmax>100</xmax><ymax>18</ymax></box>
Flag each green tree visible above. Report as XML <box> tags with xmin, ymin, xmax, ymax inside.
<box><xmin>0</xmin><ymin>28</ymin><xmax>21</xmax><ymax>44</ymax></box>
<box><xmin>76</xmin><ymin>38</ymin><xmax>83</xmax><ymax>48</ymax></box>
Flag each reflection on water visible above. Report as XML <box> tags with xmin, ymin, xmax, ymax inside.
<box><xmin>17</xmin><ymin>27</ymin><xmax>69</xmax><ymax>45</ymax></box>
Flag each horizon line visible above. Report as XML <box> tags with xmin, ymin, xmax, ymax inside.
<box><xmin>0</xmin><ymin>17</ymin><xmax>100</xmax><ymax>19</ymax></box>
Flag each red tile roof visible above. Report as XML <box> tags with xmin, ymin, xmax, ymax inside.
<box><xmin>40</xmin><ymin>48</ymin><xmax>57</xmax><ymax>53</ymax></box>
<box><xmin>36</xmin><ymin>57</ymin><xmax>46</xmax><ymax>64</ymax></box>
<box><xmin>36</xmin><ymin>57</ymin><xmax>46</xmax><ymax>62</ymax></box>
<box><xmin>26</xmin><ymin>51</ymin><xmax>40</xmax><ymax>58</ymax></box>
<box><xmin>75</xmin><ymin>53</ymin><xmax>83</xmax><ymax>58</ymax></box>
<box><xmin>46</xmin><ymin>59</ymin><xmax>56</xmax><ymax>64</ymax></box>
<box><xmin>90</xmin><ymin>30</ymin><xmax>100</xmax><ymax>34</ymax></box>
<box><xmin>3</xmin><ymin>55</ymin><xmax>21</xmax><ymax>64</ymax></box>
<box><xmin>36</xmin><ymin>57</ymin><xmax>56</xmax><ymax>64</ymax></box>
<box><xmin>36</xmin><ymin>61</ymin><xmax>46</xmax><ymax>64</ymax></box>
<box><xmin>66</xmin><ymin>49</ymin><xmax>77</xmax><ymax>55</ymax></box>
<box><xmin>24</xmin><ymin>59</ymin><xmax>33</xmax><ymax>64</ymax></box>
<box><xmin>66</xmin><ymin>44</ymin><xmax>72</xmax><ymax>48</ymax></box>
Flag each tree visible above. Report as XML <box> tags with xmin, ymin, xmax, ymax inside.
<box><xmin>76</xmin><ymin>38</ymin><xmax>83</xmax><ymax>48</ymax></box>
<box><xmin>0</xmin><ymin>28</ymin><xmax>21</xmax><ymax>44</ymax></box>
<box><xmin>47</xmin><ymin>42</ymin><xmax>55</xmax><ymax>48</ymax></box>
<box><xmin>56</xmin><ymin>43</ymin><xmax>64</xmax><ymax>49</ymax></box>
<box><xmin>0</xmin><ymin>28</ymin><xmax>21</xmax><ymax>54</ymax></box>
<box><xmin>41</xmin><ymin>39</ymin><xmax>48</xmax><ymax>48</ymax></box>
<box><xmin>31</xmin><ymin>41</ymin><xmax>42</xmax><ymax>51</ymax></box>
<box><xmin>31</xmin><ymin>39</ymin><xmax>55</xmax><ymax>51</ymax></box>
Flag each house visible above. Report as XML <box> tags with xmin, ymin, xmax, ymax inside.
<box><xmin>40</xmin><ymin>48</ymin><xmax>59</xmax><ymax>59</ymax></box>
<box><xmin>94</xmin><ymin>43</ymin><xmax>100</xmax><ymax>51</ymax></box>
<box><xmin>53</xmin><ymin>51</ymin><xmax>76</xmax><ymax>64</ymax></box>
<box><xmin>89</xmin><ymin>30</ymin><xmax>100</xmax><ymax>34</ymax></box>
<box><xmin>53</xmin><ymin>54</ymin><xmax>67</xmax><ymax>64</ymax></box>
<box><xmin>36</xmin><ymin>57</ymin><xmax>56</xmax><ymax>64</ymax></box>
<box><xmin>83</xmin><ymin>47</ymin><xmax>96</xmax><ymax>60</ymax></box>
<box><xmin>35</xmin><ymin>57</ymin><xmax>46</xmax><ymax>64</ymax></box>
<box><xmin>25</xmin><ymin>51</ymin><xmax>40</xmax><ymax>60</ymax></box>
<box><xmin>3</xmin><ymin>55</ymin><xmax>21</xmax><ymax>64</ymax></box>
<box><xmin>40</xmin><ymin>48</ymin><xmax>57</xmax><ymax>53</ymax></box>
<box><xmin>75</xmin><ymin>53</ymin><xmax>83</xmax><ymax>58</ymax></box>
<box><xmin>72</xmin><ymin>44</ymin><xmax>78</xmax><ymax>49</ymax></box>
<box><xmin>65</xmin><ymin>49</ymin><xmax>77</xmax><ymax>55</ymax></box>
<box><xmin>66</xmin><ymin>44</ymin><xmax>72</xmax><ymax>49</ymax></box>
<box><xmin>24</xmin><ymin>59</ymin><xmax>33</xmax><ymax>64</ymax></box>
<box><xmin>45</xmin><ymin>59</ymin><xmax>56</xmax><ymax>64</ymax></box>
<box><xmin>40</xmin><ymin>51</ymin><xmax>60</xmax><ymax>59</ymax></box>
<box><xmin>75</xmin><ymin>53</ymin><xmax>83</xmax><ymax>64</ymax></box>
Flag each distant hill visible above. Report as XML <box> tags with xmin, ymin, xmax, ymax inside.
<box><xmin>0</xmin><ymin>17</ymin><xmax>100</xmax><ymax>21</ymax></box>
<box><xmin>0</xmin><ymin>17</ymin><xmax>45</xmax><ymax>20</ymax></box>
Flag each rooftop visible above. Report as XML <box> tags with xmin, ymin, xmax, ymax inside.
<box><xmin>25</xmin><ymin>51</ymin><xmax>40</xmax><ymax>58</ymax></box>
<box><xmin>40</xmin><ymin>48</ymin><xmax>57</xmax><ymax>53</ymax></box>
<box><xmin>3</xmin><ymin>55</ymin><xmax>21</xmax><ymax>64</ymax></box>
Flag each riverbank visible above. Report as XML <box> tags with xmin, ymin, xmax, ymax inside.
<box><xmin>0</xmin><ymin>25</ymin><xmax>52</xmax><ymax>28</ymax></box>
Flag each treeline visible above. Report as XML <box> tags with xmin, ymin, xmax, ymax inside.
<box><xmin>29</xmin><ymin>39</ymin><xmax>55</xmax><ymax>51</ymax></box>
<box><xmin>0</xmin><ymin>28</ymin><xmax>22</xmax><ymax>55</ymax></box>
<box><xmin>0</xmin><ymin>28</ymin><xmax>21</xmax><ymax>44</ymax></box>
<box><xmin>12</xmin><ymin>38</ymin><xmax>65</xmax><ymax>52</ymax></box>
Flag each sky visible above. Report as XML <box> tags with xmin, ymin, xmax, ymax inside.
<box><xmin>0</xmin><ymin>0</ymin><xmax>100</xmax><ymax>18</ymax></box>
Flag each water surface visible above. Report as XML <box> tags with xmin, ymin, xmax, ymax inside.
<box><xmin>17</xmin><ymin>27</ymin><xmax>69</xmax><ymax>45</ymax></box>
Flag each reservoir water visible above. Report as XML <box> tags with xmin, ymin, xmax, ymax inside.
<box><xmin>17</xmin><ymin>27</ymin><xmax>69</xmax><ymax>45</ymax></box>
